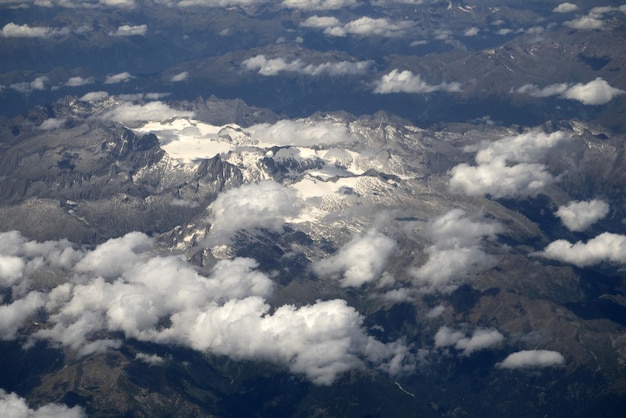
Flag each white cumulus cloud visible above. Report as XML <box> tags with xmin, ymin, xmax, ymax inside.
<box><xmin>373</xmin><ymin>70</ymin><xmax>461</xmax><ymax>94</ymax></box>
<box><xmin>281</xmin><ymin>0</ymin><xmax>357</xmax><ymax>10</ymax></box>
<box><xmin>248</xmin><ymin>118</ymin><xmax>352</xmax><ymax>147</ymax></box>
<box><xmin>243</xmin><ymin>55</ymin><xmax>372</xmax><ymax>77</ymax></box>
<box><xmin>0</xmin><ymin>22</ymin><xmax>70</xmax><ymax>38</ymax></box>
<box><xmin>104</xmin><ymin>71</ymin><xmax>133</xmax><ymax>84</ymax></box>
<box><xmin>538</xmin><ymin>232</ymin><xmax>626</xmax><ymax>267</ymax></box>
<box><xmin>99</xmin><ymin>101</ymin><xmax>194</xmax><ymax>122</ymax></box>
<box><xmin>553</xmin><ymin>2</ymin><xmax>578</xmax><ymax>13</ymax></box>
<box><xmin>303</xmin><ymin>16</ymin><xmax>414</xmax><ymax>38</ymax></box>
<box><xmin>411</xmin><ymin>209</ymin><xmax>502</xmax><ymax>294</ymax></box>
<box><xmin>0</xmin><ymin>390</ymin><xmax>85</xmax><ymax>418</ymax></box>
<box><xmin>517</xmin><ymin>78</ymin><xmax>624</xmax><ymax>105</ymax></box>
<box><xmin>313</xmin><ymin>229</ymin><xmax>397</xmax><ymax>287</ymax></box>
<box><xmin>497</xmin><ymin>350</ymin><xmax>565</xmax><ymax>369</ymax></box>
<box><xmin>38</xmin><ymin>118</ymin><xmax>66</xmax><ymax>130</ymax></box>
<box><xmin>449</xmin><ymin>130</ymin><xmax>567</xmax><ymax>198</ymax></box>
<box><xmin>109</xmin><ymin>24</ymin><xmax>147</xmax><ymax>36</ymax></box>
<box><xmin>0</xmin><ymin>231</ymin><xmax>412</xmax><ymax>385</ymax></box>
<box><xmin>300</xmin><ymin>15</ymin><xmax>341</xmax><ymax>29</ymax></box>
<box><xmin>170</xmin><ymin>71</ymin><xmax>188</xmax><ymax>82</ymax></box>
<box><xmin>206</xmin><ymin>181</ymin><xmax>303</xmax><ymax>244</ymax></box>
<box><xmin>435</xmin><ymin>326</ymin><xmax>504</xmax><ymax>356</ymax></box>
<box><xmin>65</xmin><ymin>76</ymin><xmax>95</xmax><ymax>87</ymax></box>
<box><xmin>555</xmin><ymin>199</ymin><xmax>609</xmax><ymax>231</ymax></box>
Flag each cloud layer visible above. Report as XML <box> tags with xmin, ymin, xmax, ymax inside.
<box><xmin>0</xmin><ymin>231</ymin><xmax>412</xmax><ymax>385</ymax></box>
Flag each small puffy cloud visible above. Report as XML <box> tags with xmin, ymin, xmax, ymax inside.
<box><xmin>176</xmin><ymin>0</ymin><xmax>268</xmax><ymax>6</ymax></box>
<box><xmin>0</xmin><ymin>22</ymin><xmax>70</xmax><ymax>38</ymax></box>
<box><xmin>553</xmin><ymin>2</ymin><xmax>578</xmax><ymax>13</ymax></box>
<box><xmin>109</xmin><ymin>24</ymin><xmax>147</xmax><ymax>37</ymax></box>
<box><xmin>555</xmin><ymin>199</ymin><xmax>609</xmax><ymax>231</ymax></box>
<box><xmin>207</xmin><ymin>181</ymin><xmax>303</xmax><ymax>244</ymax></box>
<box><xmin>79</xmin><ymin>91</ymin><xmax>109</xmax><ymax>101</ymax></box>
<box><xmin>242</xmin><ymin>55</ymin><xmax>372</xmax><ymax>77</ymax></box>
<box><xmin>426</xmin><ymin>304</ymin><xmax>445</xmax><ymax>318</ymax></box>
<box><xmin>281</xmin><ymin>0</ymin><xmax>357</xmax><ymax>10</ymax></box>
<box><xmin>538</xmin><ymin>232</ymin><xmax>626</xmax><ymax>267</ymax></box>
<box><xmin>517</xmin><ymin>78</ymin><xmax>624</xmax><ymax>105</ymax></box>
<box><xmin>562</xmin><ymin>78</ymin><xmax>625</xmax><ymax>105</ymax></box>
<box><xmin>563</xmin><ymin>7</ymin><xmax>625</xmax><ymax>30</ymax></box>
<box><xmin>248</xmin><ymin>119</ymin><xmax>352</xmax><ymax>147</ymax></box>
<box><xmin>99</xmin><ymin>101</ymin><xmax>194</xmax><ymax>122</ymax></box>
<box><xmin>371</xmin><ymin>0</ymin><xmax>425</xmax><ymax>4</ymax></box>
<box><xmin>99</xmin><ymin>0</ymin><xmax>137</xmax><ymax>7</ymax></box>
<box><xmin>373</xmin><ymin>70</ymin><xmax>461</xmax><ymax>94</ymax></box>
<box><xmin>411</xmin><ymin>209</ymin><xmax>502</xmax><ymax>294</ymax></box>
<box><xmin>302</xmin><ymin>15</ymin><xmax>414</xmax><ymax>38</ymax></box>
<box><xmin>464</xmin><ymin>27</ymin><xmax>479</xmax><ymax>36</ymax></box>
<box><xmin>435</xmin><ymin>326</ymin><xmax>504</xmax><ymax>356</ymax></box>
<box><xmin>0</xmin><ymin>255</ymin><xmax>24</xmax><ymax>287</ymax></box>
<box><xmin>104</xmin><ymin>71</ymin><xmax>133</xmax><ymax>84</ymax></box>
<box><xmin>326</xmin><ymin>16</ymin><xmax>414</xmax><ymax>37</ymax></box>
<box><xmin>564</xmin><ymin>15</ymin><xmax>605</xmax><ymax>30</ymax></box>
<box><xmin>0</xmin><ymin>390</ymin><xmax>85</xmax><ymax>418</ymax></box>
<box><xmin>10</xmin><ymin>76</ymin><xmax>49</xmax><ymax>93</ymax></box>
<box><xmin>0</xmin><ymin>292</ymin><xmax>46</xmax><ymax>339</ymax></box>
<box><xmin>65</xmin><ymin>76</ymin><xmax>95</xmax><ymax>87</ymax></box>
<box><xmin>449</xmin><ymin>130</ymin><xmax>566</xmax><ymax>198</ymax></box>
<box><xmin>313</xmin><ymin>229</ymin><xmax>397</xmax><ymax>287</ymax></box>
<box><xmin>38</xmin><ymin>118</ymin><xmax>66</xmax><ymax>130</ymax></box>
<box><xmin>135</xmin><ymin>352</ymin><xmax>165</xmax><ymax>365</ymax></box>
<box><xmin>170</xmin><ymin>71</ymin><xmax>188</xmax><ymax>82</ymax></box>
<box><xmin>497</xmin><ymin>350</ymin><xmax>565</xmax><ymax>369</ymax></box>
<box><xmin>300</xmin><ymin>15</ymin><xmax>341</xmax><ymax>29</ymax></box>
